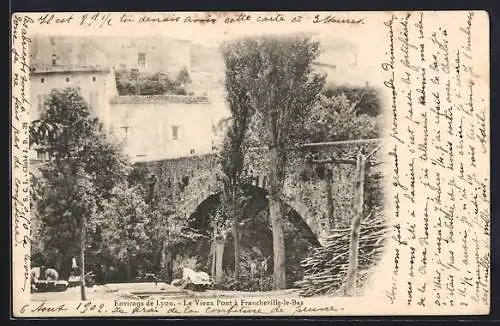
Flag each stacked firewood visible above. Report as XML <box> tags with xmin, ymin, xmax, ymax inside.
<box><xmin>295</xmin><ymin>213</ymin><xmax>389</xmax><ymax>297</ymax></box>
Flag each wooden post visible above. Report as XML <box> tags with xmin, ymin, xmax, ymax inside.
<box><xmin>324</xmin><ymin>169</ymin><xmax>334</xmax><ymax>228</ymax></box>
<box><xmin>214</xmin><ymin>229</ymin><xmax>227</xmax><ymax>284</ymax></box>
<box><xmin>211</xmin><ymin>230</ymin><xmax>216</xmax><ymax>278</ymax></box>
<box><xmin>346</xmin><ymin>152</ymin><xmax>366</xmax><ymax>296</ymax></box>
<box><xmin>215</xmin><ymin>239</ymin><xmax>225</xmax><ymax>283</ymax></box>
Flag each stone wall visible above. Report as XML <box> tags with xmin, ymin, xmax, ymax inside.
<box><xmin>135</xmin><ymin>139</ymin><xmax>386</xmax><ymax>241</ymax></box>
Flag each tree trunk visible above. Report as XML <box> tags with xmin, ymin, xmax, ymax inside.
<box><xmin>325</xmin><ymin>169</ymin><xmax>334</xmax><ymax>228</ymax></box>
<box><xmin>232</xmin><ymin>222</ymin><xmax>240</xmax><ymax>280</ymax></box>
<box><xmin>161</xmin><ymin>241</ymin><xmax>173</xmax><ymax>283</ymax></box>
<box><xmin>346</xmin><ymin>153</ymin><xmax>366</xmax><ymax>296</ymax></box>
<box><xmin>160</xmin><ymin>242</ymin><xmax>166</xmax><ymax>281</ymax></box>
<box><xmin>232</xmin><ymin>187</ymin><xmax>241</xmax><ymax>280</ymax></box>
<box><xmin>126</xmin><ymin>252</ymin><xmax>131</xmax><ymax>283</ymax></box>
<box><xmin>215</xmin><ymin>236</ymin><xmax>225</xmax><ymax>284</ymax></box>
<box><xmin>268</xmin><ymin>146</ymin><xmax>286</xmax><ymax>290</ymax></box>
<box><xmin>166</xmin><ymin>250</ymin><xmax>173</xmax><ymax>284</ymax></box>
<box><xmin>80</xmin><ymin>215</ymin><xmax>87</xmax><ymax>301</ymax></box>
<box><xmin>160</xmin><ymin>240</ymin><xmax>173</xmax><ymax>283</ymax></box>
<box><xmin>211</xmin><ymin>232</ymin><xmax>216</xmax><ymax>278</ymax></box>
<box><xmin>268</xmin><ymin>198</ymin><xmax>286</xmax><ymax>289</ymax></box>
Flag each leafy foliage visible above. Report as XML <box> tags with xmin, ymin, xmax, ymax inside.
<box><xmin>94</xmin><ymin>183</ymin><xmax>149</xmax><ymax>266</ymax></box>
<box><xmin>115</xmin><ymin>69</ymin><xmax>192</xmax><ymax>96</ymax></box>
<box><xmin>323</xmin><ymin>84</ymin><xmax>382</xmax><ymax>116</ymax></box>
<box><xmin>236</xmin><ymin>36</ymin><xmax>326</xmax><ymax>151</ymax></box>
<box><xmin>33</xmin><ymin>165</ymin><xmax>97</xmax><ymax>268</ymax></box>
<box><xmin>219</xmin><ymin>40</ymin><xmax>258</xmax><ymax>184</ymax></box>
<box><xmin>30</xmin><ymin>88</ymin><xmax>130</xmax><ymax>202</ymax></box>
<box><xmin>147</xmin><ymin>201</ymin><xmax>203</xmax><ymax>250</ymax></box>
<box><xmin>30</xmin><ymin>88</ymin><xmax>130</xmax><ymax>285</ymax></box>
<box><xmin>30</xmin><ymin>88</ymin><xmax>207</xmax><ymax>282</ymax></box>
<box><xmin>215</xmin><ymin>272</ymin><xmax>274</xmax><ymax>292</ymax></box>
<box><xmin>300</xmin><ymin>91</ymin><xmax>382</xmax><ymax>143</ymax></box>
<box><xmin>221</xmin><ymin>35</ymin><xmax>326</xmax><ymax>290</ymax></box>
<box><xmin>215</xmin><ymin>40</ymin><xmax>262</xmax><ymax>281</ymax></box>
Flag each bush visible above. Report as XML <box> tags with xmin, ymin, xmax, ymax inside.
<box><xmin>214</xmin><ymin>271</ymin><xmax>274</xmax><ymax>292</ymax></box>
<box><xmin>115</xmin><ymin>69</ymin><xmax>190</xmax><ymax>96</ymax></box>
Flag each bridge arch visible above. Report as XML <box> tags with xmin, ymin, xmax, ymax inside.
<box><xmin>177</xmin><ymin>172</ymin><xmax>326</xmax><ymax>245</ymax></box>
<box><xmin>181</xmin><ymin>184</ymin><xmax>321</xmax><ymax>286</ymax></box>
<box><xmin>187</xmin><ymin>184</ymin><xmax>321</xmax><ymax>247</ymax></box>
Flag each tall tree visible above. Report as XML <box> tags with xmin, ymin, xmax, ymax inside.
<box><xmin>30</xmin><ymin>88</ymin><xmax>129</xmax><ymax>300</ymax></box>
<box><xmin>143</xmin><ymin>199</ymin><xmax>202</xmax><ymax>283</ymax></box>
<box><xmin>127</xmin><ymin>163</ymin><xmax>206</xmax><ymax>283</ymax></box>
<box><xmin>218</xmin><ymin>41</ymin><xmax>258</xmax><ymax>280</ymax></box>
<box><xmin>95</xmin><ymin>183</ymin><xmax>149</xmax><ymax>282</ymax></box>
<box><xmin>226</xmin><ymin>36</ymin><xmax>325</xmax><ymax>289</ymax></box>
<box><xmin>210</xmin><ymin>207</ymin><xmax>230</xmax><ymax>284</ymax></box>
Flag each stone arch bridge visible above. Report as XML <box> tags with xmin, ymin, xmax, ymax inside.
<box><xmin>136</xmin><ymin>139</ymin><xmax>385</xmax><ymax>244</ymax></box>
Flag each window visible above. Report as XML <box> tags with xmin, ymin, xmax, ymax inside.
<box><xmin>172</xmin><ymin>125</ymin><xmax>179</xmax><ymax>140</ymax></box>
<box><xmin>65</xmin><ymin>77</ymin><xmax>70</xmax><ymax>82</ymax></box>
<box><xmin>92</xmin><ymin>76</ymin><xmax>96</xmax><ymax>82</ymax></box>
<box><xmin>40</xmin><ymin>78</ymin><xmax>44</xmax><ymax>83</ymax></box>
<box><xmin>190</xmin><ymin>149</ymin><xmax>195</xmax><ymax>155</ymax></box>
<box><xmin>120</xmin><ymin>126</ymin><xmax>130</xmax><ymax>142</ymax></box>
<box><xmin>138</xmin><ymin>53</ymin><xmax>146</xmax><ymax>68</ymax></box>
<box><xmin>52</xmin><ymin>54</ymin><xmax>57</xmax><ymax>66</ymax></box>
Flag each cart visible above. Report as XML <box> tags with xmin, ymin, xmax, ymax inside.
<box><xmin>31</xmin><ymin>280</ymin><xmax>69</xmax><ymax>293</ymax></box>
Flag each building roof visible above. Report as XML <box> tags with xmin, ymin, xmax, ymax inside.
<box><xmin>30</xmin><ymin>65</ymin><xmax>111</xmax><ymax>74</ymax></box>
<box><xmin>110</xmin><ymin>94</ymin><xmax>210</xmax><ymax>104</ymax></box>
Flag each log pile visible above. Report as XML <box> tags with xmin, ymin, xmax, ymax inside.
<box><xmin>295</xmin><ymin>212</ymin><xmax>389</xmax><ymax>297</ymax></box>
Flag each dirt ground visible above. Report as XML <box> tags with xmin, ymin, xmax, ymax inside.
<box><xmin>30</xmin><ymin>282</ymin><xmax>299</xmax><ymax>302</ymax></box>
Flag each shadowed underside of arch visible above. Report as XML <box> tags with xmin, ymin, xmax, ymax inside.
<box><xmin>179</xmin><ymin>185</ymin><xmax>321</xmax><ymax>286</ymax></box>
<box><xmin>187</xmin><ymin>185</ymin><xmax>321</xmax><ymax>247</ymax></box>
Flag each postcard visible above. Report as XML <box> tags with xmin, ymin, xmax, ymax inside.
<box><xmin>11</xmin><ymin>11</ymin><xmax>490</xmax><ymax>317</ymax></box>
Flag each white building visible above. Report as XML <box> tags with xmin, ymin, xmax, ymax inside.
<box><xmin>30</xmin><ymin>65</ymin><xmax>118</xmax><ymax>161</ymax></box>
<box><xmin>109</xmin><ymin>95</ymin><xmax>228</xmax><ymax>162</ymax></box>
<box><xmin>30</xmin><ymin>36</ymin><xmax>192</xmax><ymax>78</ymax></box>
<box><xmin>29</xmin><ymin>36</ymin><xmax>230</xmax><ymax>163</ymax></box>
